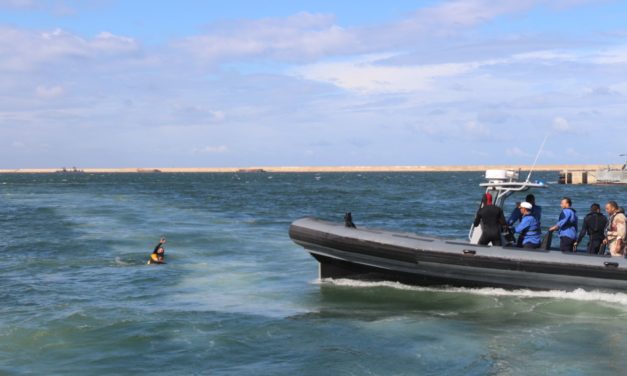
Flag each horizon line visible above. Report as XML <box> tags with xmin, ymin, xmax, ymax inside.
<box><xmin>0</xmin><ymin>164</ymin><xmax>622</xmax><ymax>174</ymax></box>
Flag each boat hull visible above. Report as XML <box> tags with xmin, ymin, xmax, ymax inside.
<box><xmin>289</xmin><ymin>217</ymin><xmax>627</xmax><ymax>292</ymax></box>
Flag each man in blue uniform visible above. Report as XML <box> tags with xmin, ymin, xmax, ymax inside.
<box><xmin>549</xmin><ymin>197</ymin><xmax>578</xmax><ymax>253</ymax></box>
<box><xmin>515</xmin><ymin>202</ymin><xmax>542</xmax><ymax>248</ymax></box>
<box><xmin>507</xmin><ymin>194</ymin><xmax>542</xmax><ymax>226</ymax></box>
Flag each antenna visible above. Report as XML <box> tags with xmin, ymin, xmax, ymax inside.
<box><xmin>526</xmin><ymin>133</ymin><xmax>549</xmax><ymax>183</ymax></box>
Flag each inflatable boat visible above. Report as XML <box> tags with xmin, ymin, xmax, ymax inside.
<box><xmin>289</xmin><ymin>170</ymin><xmax>627</xmax><ymax>292</ymax></box>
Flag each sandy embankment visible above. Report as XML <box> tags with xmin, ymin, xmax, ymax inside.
<box><xmin>0</xmin><ymin>164</ymin><xmax>621</xmax><ymax>174</ymax></box>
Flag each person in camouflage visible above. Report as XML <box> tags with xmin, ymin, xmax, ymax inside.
<box><xmin>604</xmin><ymin>201</ymin><xmax>626</xmax><ymax>256</ymax></box>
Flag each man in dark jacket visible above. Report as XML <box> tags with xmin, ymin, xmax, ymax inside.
<box><xmin>474</xmin><ymin>194</ymin><xmax>506</xmax><ymax>246</ymax></box>
<box><xmin>574</xmin><ymin>203</ymin><xmax>608</xmax><ymax>254</ymax></box>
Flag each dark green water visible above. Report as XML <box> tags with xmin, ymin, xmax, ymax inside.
<box><xmin>1</xmin><ymin>172</ymin><xmax>627</xmax><ymax>375</ymax></box>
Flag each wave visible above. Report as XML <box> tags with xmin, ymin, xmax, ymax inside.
<box><xmin>114</xmin><ymin>256</ymin><xmax>132</xmax><ymax>266</ymax></box>
<box><xmin>316</xmin><ymin>278</ymin><xmax>627</xmax><ymax>307</ymax></box>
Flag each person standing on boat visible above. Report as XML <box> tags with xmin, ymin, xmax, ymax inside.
<box><xmin>473</xmin><ymin>194</ymin><xmax>506</xmax><ymax>246</ymax></box>
<box><xmin>507</xmin><ymin>194</ymin><xmax>542</xmax><ymax>226</ymax></box>
<box><xmin>514</xmin><ymin>202</ymin><xmax>542</xmax><ymax>248</ymax></box>
<box><xmin>604</xmin><ymin>201</ymin><xmax>626</xmax><ymax>257</ymax></box>
<box><xmin>549</xmin><ymin>197</ymin><xmax>578</xmax><ymax>253</ymax></box>
<box><xmin>506</xmin><ymin>202</ymin><xmax>522</xmax><ymax>226</ymax></box>
<box><xmin>574</xmin><ymin>203</ymin><xmax>607</xmax><ymax>254</ymax></box>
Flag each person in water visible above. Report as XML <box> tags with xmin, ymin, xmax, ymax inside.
<box><xmin>148</xmin><ymin>236</ymin><xmax>166</xmax><ymax>264</ymax></box>
<box><xmin>514</xmin><ymin>202</ymin><xmax>542</xmax><ymax>248</ymax></box>
<box><xmin>473</xmin><ymin>193</ymin><xmax>506</xmax><ymax>246</ymax></box>
<box><xmin>604</xmin><ymin>201</ymin><xmax>626</xmax><ymax>257</ymax></box>
<box><xmin>549</xmin><ymin>197</ymin><xmax>578</xmax><ymax>253</ymax></box>
<box><xmin>574</xmin><ymin>203</ymin><xmax>607</xmax><ymax>254</ymax></box>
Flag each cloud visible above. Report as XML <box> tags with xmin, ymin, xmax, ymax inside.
<box><xmin>464</xmin><ymin>121</ymin><xmax>491</xmax><ymax>138</ymax></box>
<box><xmin>0</xmin><ymin>27</ymin><xmax>140</xmax><ymax>71</ymax></box>
<box><xmin>35</xmin><ymin>85</ymin><xmax>65</xmax><ymax>99</ymax></box>
<box><xmin>193</xmin><ymin>145</ymin><xmax>229</xmax><ymax>154</ymax></box>
<box><xmin>291</xmin><ymin>54</ymin><xmax>502</xmax><ymax>93</ymax></box>
<box><xmin>2</xmin><ymin>2</ymin><xmax>627</xmax><ymax>168</ymax></box>
<box><xmin>0</xmin><ymin>0</ymin><xmax>77</xmax><ymax>15</ymax></box>
<box><xmin>414</xmin><ymin>0</ymin><xmax>535</xmax><ymax>30</ymax></box>
<box><xmin>171</xmin><ymin>104</ymin><xmax>226</xmax><ymax>125</ymax></box>
<box><xmin>0</xmin><ymin>0</ymin><xmax>35</xmax><ymax>9</ymax></box>
<box><xmin>506</xmin><ymin>147</ymin><xmax>532</xmax><ymax>157</ymax></box>
<box><xmin>174</xmin><ymin>1</ymin><xmax>549</xmax><ymax>65</ymax></box>
<box><xmin>552</xmin><ymin>116</ymin><xmax>571</xmax><ymax>132</ymax></box>
<box><xmin>566</xmin><ymin>147</ymin><xmax>580</xmax><ymax>157</ymax></box>
<box><xmin>177</xmin><ymin>12</ymin><xmax>354</xmax><ymax>63</ymax></box>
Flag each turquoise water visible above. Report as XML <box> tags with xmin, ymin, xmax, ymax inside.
<box><xmin>1</xmin><ymin>172</ymin><xmax>627</xmax><ymax>375</ymax></box>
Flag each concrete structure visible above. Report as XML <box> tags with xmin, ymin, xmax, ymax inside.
<box><xmin>597</xmin><ymin>168</ymin><xmax>627</xmax><ymax>185</ymax></box>
<box><xmin>560</xmin><ymin>156</ymin><xmax>627</xmax><ymax>185</ymax></box>
<box><xmin>559</xmin><ymin>170</ymin><xmax>598</xmax><ymax>185</ymax></box>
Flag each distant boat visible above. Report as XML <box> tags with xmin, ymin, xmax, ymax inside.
<box><xmin>55</xmin><ymin>167</ymin><xmax>84</xmax><ymax>174</ymax></box>
<box><xmin>290</xmin><ymin>169</ymin><xmax>627</xmax><ymax>292</ymax></box>
<box><xmin>237</xmin><ymin>168</ymin><xmax>266</xmax><ymax>173</ymax></box>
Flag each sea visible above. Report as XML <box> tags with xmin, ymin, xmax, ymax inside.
<box><xmin>1</xmin><ymin>171</ymin><xmax>627</xmax><ymax>375</ymax></box>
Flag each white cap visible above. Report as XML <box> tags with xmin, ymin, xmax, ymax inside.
<box><xmin>520</xmin><ymin>202</ymin><xmax>533</xmax><ymax>210</ymax></box>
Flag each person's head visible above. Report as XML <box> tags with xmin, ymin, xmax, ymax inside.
<box><xmin>605</xmin><ymin>200</ymin><xmax>619</xmax><ymax>215</ymax></box>
<box><xmin>157</xmin><ymin>247</ymin><xmax>165</xmax><ymax>254</ymax></box>
<box><xmin>560</xmin><ymin>197</ymin><xmax>572</xmax><ymax>209</ymax></box>
<box><xmin>590</xmin><ymin>203</ymin><xmax>601</xmax><ymax>213</ymax></box>
<box><xmin>481</xmin><ymin>193</ymin><xmax>493</xmax><ymax>206</ymax></box>
<box><xmin>525</xmin><ymin>194</ymin><xmax>536</xmax><ymax>205</ymax></box>
<box><xmin>515</xmin><ymin>201</ymin><xmax>521</xmax><ymax>208</ymax></box>
<box><xmin>520</xmin><ymin>202</ymin><xmax>533</xmax><ymax>215</ymax></box>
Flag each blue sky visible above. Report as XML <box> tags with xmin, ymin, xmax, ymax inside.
<box><xmin>1</xmin><ymin>0</ymin><xmax>626</xmax><ymax>168</ymax></box>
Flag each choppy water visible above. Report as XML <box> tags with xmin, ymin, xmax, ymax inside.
<box><xmin>1</xmin><ymin>172</ymin><xmax>627</xmax><ymax>375</ymax></box>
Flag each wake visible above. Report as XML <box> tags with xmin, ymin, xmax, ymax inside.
<box><xmin>317</xmin><ymin>278</ymin><xmax>627</xmax><ymax>307</ymax></box>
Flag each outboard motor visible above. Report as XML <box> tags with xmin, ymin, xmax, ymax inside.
<box><xmin>344</xmin><ymin>212</ymin><xmax>356</xmax><ymax>228</ymax></box>
<box><xmin>541</xmin><ymin>230</ymin><xmax>553</xmax><ymax>250</ymax></box>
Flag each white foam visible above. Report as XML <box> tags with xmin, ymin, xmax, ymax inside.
<box><xmin>316</xmin><ymin>278</ymin><xmax>627</xmax><ymax>307</ymax></box>
<box><xmin>114</xmin><ymin>256</ymin><xmax>131</xmax><ymax>266</ymax></box>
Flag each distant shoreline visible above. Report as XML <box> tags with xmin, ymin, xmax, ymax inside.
<box><xmin>0</xmin><ymin>164</ymin><xmax>620</xmax><ymax>174</ymax></box>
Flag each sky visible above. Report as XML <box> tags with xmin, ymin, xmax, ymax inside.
<box><xmin>1</xmin><ymin>0</ymin><xmax>626</xmax><ymax>168</ymax></box>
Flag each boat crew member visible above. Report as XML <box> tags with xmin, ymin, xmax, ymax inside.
<box><xmin>473</xmin><ymin>194</ymin><xmax>506</xmax><ymax>246</ymax></box>
<box><xmin>507</xmin><ymin>194</ymin><xmax>542</xmax><ymax>226</ymax></box>
<box><xmin>603</xmin><ymin>201</ymin><xmax>626</xmax><ymax>257</ymax></box>
<box><xmin>514</xmin><ymin>202</ymin><xmax>542</xmax><ymax>248</ymax></box>
<box><xmin>549</xmin><ymin>197</ymin><xmax>578</xmax><ymax>253</ymax></box>
<box><xmin>506</xmin><ymin>202</ymin><xmax>521</xmax><ymax>226</ymax></box>
<box><xmin>148</xmin><ymin>236</ymin><xmax>166</xmax><ymax>264</ymax></box>
<box><xmin>574</xmin><ymin>203</ymin><xmax>607</xmax><ymax>254</ymax></box>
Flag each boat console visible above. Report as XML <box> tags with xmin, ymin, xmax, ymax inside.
<box><xmin>469</xmin><ymin>169</ymin><xmax>546</xmax><ymax>244</ymax></box>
